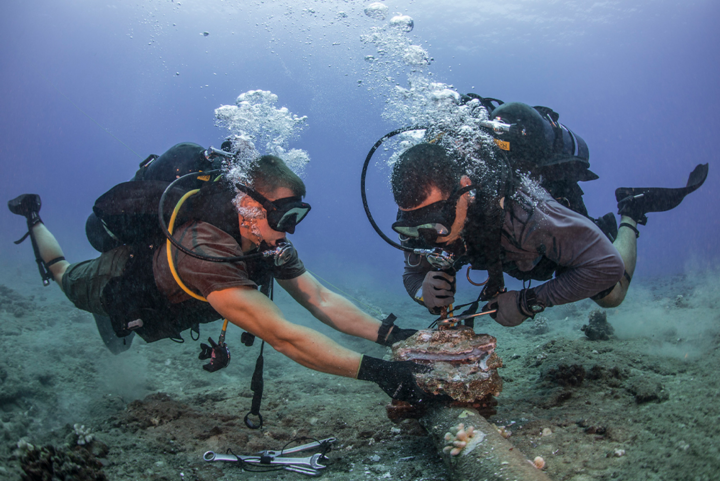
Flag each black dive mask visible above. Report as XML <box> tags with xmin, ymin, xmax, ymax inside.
<box><xmin>392</xmin><ymin>185</ymin><xmax>474</xmax><ymax>245</ymax></box>
<box><xmin>236</xmin><ymin>184</ymin><xmax>311</xmax><ymax>234</ymax></box>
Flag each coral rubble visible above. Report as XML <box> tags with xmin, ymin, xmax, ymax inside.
<box><xmin>392</xmin><ymin>327</ymin><xmax>503</xmax><ymax>402</ymax></box>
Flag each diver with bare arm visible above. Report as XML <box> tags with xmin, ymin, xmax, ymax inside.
<box><xmin>8</xmin><ymin>145</ymin><xmax>432</xmax><ymax>424</ymax></box>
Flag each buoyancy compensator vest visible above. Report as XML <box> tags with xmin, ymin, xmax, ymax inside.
<box><xmin>99</xmin><ymin>176</ymin><xmax>249</xmax><ymax>343</ymax></box>
<box><xmin>83</xmin><ymin>142</ymin><xmax>272</xmax><ymax>343</ymax></box>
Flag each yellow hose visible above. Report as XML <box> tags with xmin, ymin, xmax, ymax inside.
<box><xmin>166</xmin><ymin>189</ymin><xmax>207</xmax><ymax>302</ymax></box>
<box><xmin>165</xmin><ymin>179</ymin><xmax>229</xmax><ymax>341</ymax></box>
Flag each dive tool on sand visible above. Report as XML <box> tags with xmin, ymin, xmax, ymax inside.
<box><xmin>203</xmin><ymin>437</ymin><xmax>336</xmax><ymax>476</ymax></box>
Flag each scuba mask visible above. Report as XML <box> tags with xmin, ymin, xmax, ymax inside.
<box><xmin>392</xmin><ymin>184</ymin><xmax>474</xmax><ymax>245</ymax></box>
<box><xmin>235</xmin><ymin>184</ymin><xmax>311</xmax><ymax>234</ymax></box>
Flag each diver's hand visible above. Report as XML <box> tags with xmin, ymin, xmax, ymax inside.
<box><xmin>199</xmin><ymin>337</ymin><xmax>231</xmax><ymax>372</ymax></box>
<box><xmin>420</xmin><ymin>271</ymin><xmax>456</xmax><ymax>311</ymax></box>
<box><xmin>483</xmin><ymin>290</ymin><xmax>528</xmax><ymax>327</ymax></box>
<box><xmin>357</xmin><ymin>356</ymin><xmax>429</xmax><ymax>403</ymax></box>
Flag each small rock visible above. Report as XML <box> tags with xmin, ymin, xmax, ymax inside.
<box><xmin>529</xmin><ymin>316</ymin><xmax>550</xmax><ymax>335</ymax></box>
<box><xmin>674</xmin><ymin>295</ymin><xmax>689</xmax><ymax>308</ymax></box>
<box><xmin>625</xmin><ymin>376</ymin><xmax>668</xmax><ymax>403</ymax></box>
<box><xmin>544</xmin><ymin>364</ymin><xmax>586</xmax><ymax>387</ymax></box>
<box><xmin>581</xmin><ymin>310</ymin><xmax>614</xmax><ymax>340</ymax></box>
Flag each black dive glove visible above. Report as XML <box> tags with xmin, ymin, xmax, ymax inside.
<box><xmin>483</xmin><ymin>288</ymin><xmax>546</xmax><ymax>327</ymax></box>
<box><xmin>198</xmin><ymin>337</ymin><xmax>230</xmax><ymax>372</ymax></box>
<box><xmin>376</xmin><ymin>314</ymin><xmax>418</xmax><ymax>347</ymax></box>
<box><xmin>419</xmin><ymin>271</ymin><xmax>456</xmax><ymax>314</ymax></box>
<box><xmin>357</xmin><ymin>356</ymin><xmax>429</xmax><ymax>403</ymax></box>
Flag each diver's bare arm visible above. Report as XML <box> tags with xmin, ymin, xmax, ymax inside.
<box><xmin>207</xmin><ymin>286</ymin><xmax>361</xmax><ymax>378</ymax></box>
<box><xmin>277</xmin><ymin>272</ymin><xmax>382</xmax><ymax>342</ymax></box>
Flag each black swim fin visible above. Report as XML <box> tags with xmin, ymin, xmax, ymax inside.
<box><xmin>8</xmin><ymin>193</ymin><xmax>42</xmax><ymax>225</ymax></box>
<box><xmin>615</xmin><ymin>163</ymin><xmax>709</xmax><ymax>225</ymax></box>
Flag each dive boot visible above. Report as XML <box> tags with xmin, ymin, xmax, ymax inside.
<box><xmin>8</xmin><ymin>193</ymin><xmax>42</xmax><ymax>226</ymax></box>
<box><xmin>594</xmin><ymin>212</ymin><xmax>618</xmax><ymax>243</ymax></box>
<box><xmin>615</xmin><ymin>163</ymin><xmax>708</xmax><ymax>225</ymax></box>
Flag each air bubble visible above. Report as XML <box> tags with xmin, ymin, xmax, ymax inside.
<box><xmin>390</xmin><ymin>15</ymin><xmax>414</xmax><ymax>33</ymax></box>
<box><xmin>403</xmin><ymin>45</ymin><xmax>429</xmax><ymax>66</ymax></box>
<box><xmin>364</xmin><ymin>3</ymin><xmax>389</xmax><ymax>20</ymax></box>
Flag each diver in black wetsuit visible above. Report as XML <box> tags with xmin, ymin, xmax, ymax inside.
<box><xmin>385</xmin><ymin>101</ymin><xmax>708</xmax><ymax>327</ymax></box>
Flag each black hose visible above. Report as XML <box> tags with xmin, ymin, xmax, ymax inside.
<box><xmin>157</xmin><ymin>171</ymin><xmax>266</xmax><ymax>263</ymax></box>
<box><xmin>360</xmin><ymin>126</ymin><xmax>427</xmax><ymax>253</ymax></box>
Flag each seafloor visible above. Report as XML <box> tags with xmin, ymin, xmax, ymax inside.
<box><xmin>1</xmin><ymin>264</ymin><xmax>719</xmax><ymax>481</ymax></box>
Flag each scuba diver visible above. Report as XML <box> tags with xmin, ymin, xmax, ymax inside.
<box><xmin>8</xmin><ymin>142</ymin><xmax>426</xmax><ymax>411</ymax></box>
<box><xmin>364</xmin><ymin>98</ymin><xmax>708</xmax><ymax>326</ymax></box>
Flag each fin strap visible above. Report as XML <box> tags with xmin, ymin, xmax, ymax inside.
<box><xmin>45</xmin><ymin>256</ymin><xmax>65</xmax><ymax>268</ymax></box>
<box><xmin>619</xmin><ymin>222</ymin><xmax>640</xmax><ymax>238</ymax></box>
<box><xmin>13</xmin><ymin>231</ymin><xmax>31</xmax><ymax>245</ymax></box>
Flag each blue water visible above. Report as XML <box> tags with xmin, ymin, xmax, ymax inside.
<box><xmin>1</xmin><ymin>0</ymin><xmax>718</xmax><ymax>287</ymax></box>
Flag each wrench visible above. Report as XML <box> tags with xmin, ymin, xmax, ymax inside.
<box><xmin>246</xmin><ymin>453</ymin><xmax>326</xmax><ymax>469</ymax></box>
<box><xmin>260</xmin><ymin>437</ymin><xmax>336</xmax><ymax>457</ymax></box>
<box><xmin>203</xmin><ymin>452</ymin><xmax>327</xmax><ymax>470</ymax></box>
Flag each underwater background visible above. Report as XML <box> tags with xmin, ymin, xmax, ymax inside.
<box><xmin>1</xmin><ymin>0</ymin><xmax>719</xmax><ymax>282</ymax></box>
<box><xmin>1</xmin><ymin>1</ymin><xmax>719</xmax><ymax>480</ymax></box>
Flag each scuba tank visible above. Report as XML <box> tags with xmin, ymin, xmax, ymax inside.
<box><xmin>85</xmin><ymin>142</ymin><xmax>228</xmax><ymax>252</ymax></box>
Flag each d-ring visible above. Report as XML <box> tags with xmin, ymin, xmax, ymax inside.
<box><xmin>466</xmin><ymin>266</ymin><xmax>488</xmax><ymax>286</ymax></box>
<box><xmin>244</xmin><ymin>412</ymin><xmax>263</xmax><ymax>429</ymax></box>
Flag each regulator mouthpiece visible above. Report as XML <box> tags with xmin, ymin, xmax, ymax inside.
<box><xmin>414</xmin><ymin>248</ymin><xmax>456</xmax><ymax>271</ymax></box>
<box><xmin>263</xmin><ymin>241</ymin><xmax>295</xmax><ymax>266</ymax></box>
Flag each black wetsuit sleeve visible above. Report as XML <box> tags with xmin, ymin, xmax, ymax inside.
<box><xmin>402</xmin><ymin>250</ymin><xmax>431</xmax><ymax>305</ymax></box>
<box><xmin>510</xmin><ymin>198</ymin><xmax>625</xmax><ymax>307</ymax></box>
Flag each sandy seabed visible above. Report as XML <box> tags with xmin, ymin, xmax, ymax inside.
<box><xmin>1</xmin><ymin>264</ymin><xmax>719</xmax><ymax>481</ymax></box>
